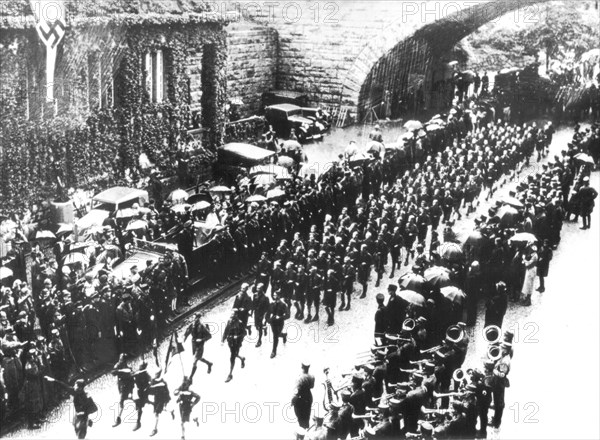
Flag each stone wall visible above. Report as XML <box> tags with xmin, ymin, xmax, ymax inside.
<box><xmin>221</xmin><ymin>0</ymin><xmax>551</xmax><ymax>119</ymax></box>
<box><xmin>226</xmin><ymin>22</ymin><xmax>278</xmax><ymax>116</ymax></box>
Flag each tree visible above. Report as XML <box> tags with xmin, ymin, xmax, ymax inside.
<box><xmin>517</xmin><ymin>2</ymin><xmax>599</xmax><ymax>70</ymax></box>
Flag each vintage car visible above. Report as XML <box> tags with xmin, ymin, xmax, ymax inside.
<box><xmin>300</xmin><ymin>107</ymin><xmax>332</xmax><ymax>132</ymax></box>
<box><xmin>264</xmin><ymin>104</ymin><xmax>325</xmax><ymax>143</ymax></box>
<box><xmin>215</xmin><ymin>142</ymin><xmax>277</xmax><ymax>184</ymax></box>
<box><xmin>262</xmin><ymin>90</ymin><xmax>310</xmax><ymax>110</ymax></box>
<box><xmin>74</xmin><ymin>187</ymin><xmax>149</xmax><ymax>240</ymax></box>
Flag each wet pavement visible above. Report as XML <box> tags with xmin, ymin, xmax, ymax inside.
<box><xmin>6</xmin><ymin>123</ymin><xmax>599</xmax><ymax>440</ymax></box>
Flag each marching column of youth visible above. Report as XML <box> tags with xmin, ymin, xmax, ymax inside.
<box><xmin>301</xmin><ymin>124</ymin><xmax>599</xmax><ymax>440</ymax></box>
<box><xmin>4</xmin><ymin>116</ymin><xmax>597</xmax><ymax>436</ymax></box>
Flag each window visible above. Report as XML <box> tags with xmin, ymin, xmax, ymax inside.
<box><xmin>144</xmin><ymin>50</ymin><xmax>165</xmax><ymax>103</ymax></box>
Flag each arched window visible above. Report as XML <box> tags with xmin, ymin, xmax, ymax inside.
<box><xmin>144</xmin><ymin>49</ymin><xmax>165</xmax><ymax>103</ymax></box>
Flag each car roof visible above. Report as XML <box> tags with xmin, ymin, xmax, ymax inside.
<box><xmin>220</xmin><ymin>143</ymin><xmax>276</xmax><ymax>162</ymax></box>
<box><xmin>267</xmin><ymin>103</ymin><xmax>302</xmax><ymax>112</ymax></box>
<box><xmin>93</xmin><ymin>187</ymin><xmax>148</xmax><ymax>205</ymax></box>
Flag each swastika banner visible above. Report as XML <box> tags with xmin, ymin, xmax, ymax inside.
<box><xmin>29</xmin><ymin>0</ymin><xmax>67</xmax><ymax>102</ymax></box>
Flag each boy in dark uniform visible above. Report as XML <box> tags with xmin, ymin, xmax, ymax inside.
<box><xmin>111</xmin><ymin>354</ymin><xmax>134</xmax><ymax>427</ymax></box>
<box><xmin>183</xmin><ymin>313</ymin><xmax>213</xmax><ymax>378</ymax></box>
<box><xmin>222</xmin><ymin>310</ymin><xmax>247</xmax><ymax>383</ymax></box>
<box><xmin>173</xmin><ymin>376</ymin><xmax>200</xmax><ymax>440</ymax></box>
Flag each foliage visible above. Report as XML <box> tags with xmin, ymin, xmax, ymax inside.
<box><xmin>468</xmin><ymin>1</ymin><xmax>599</xmax><ymax>71</ymax></box>
<box><xmin>0</xmin><ymin>22</ymin><xmax>228</xmax><ymax>215</ymax></box>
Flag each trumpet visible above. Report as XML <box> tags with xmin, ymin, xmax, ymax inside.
<box><xmin>433</xmin><ymin>391</ymin><xmax>467</xmax><ymax>399</ymax></box>
<box><xmin>420</xmin><ymin>345</ymin><xmax>443</xmax><ymax>354</ymax></box>
<box><xmin>422</xmin><ymin>408</ymin><xmax>451</xmax><ymax>415</ymax></box>
<box><xmin>483</xmin><ymin>325</ymin><xmax>502</xmax><ymax>345</ymax></box>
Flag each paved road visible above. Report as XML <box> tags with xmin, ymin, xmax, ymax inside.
<box><xmin>7</xmin><ymin>124</ymin><xmax>599</xmax><ymax>439</ymax></box>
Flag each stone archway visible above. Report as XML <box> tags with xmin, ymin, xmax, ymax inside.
<box><xmin>342</xmin><ymin>0</ymin><xmax>552</xmax><ymax>120</ymax></box>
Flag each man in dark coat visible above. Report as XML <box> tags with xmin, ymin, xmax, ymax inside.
<box><xmin>577</xmin><ymin>176</ymin><xmax>598</xmax><ymax>229</ymax></box>
<box><xmin>292</xmin><ymin>361</ymin><xmax>315</xmax><ymax>430</ymax></box>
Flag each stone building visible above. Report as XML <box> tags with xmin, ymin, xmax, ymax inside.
<box><xmin>0</xmin><ymin>0</ymin><xmax>235</xmax><ymax>208</ymax></box>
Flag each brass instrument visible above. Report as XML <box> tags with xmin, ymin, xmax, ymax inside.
<box><xmin>422</xmin><ymin>408</ymin><xmax>452</xmax><ymax>415</ymax></box>
<box><xmin>487</xmin><ymin>345</ymin><xmax>502</xmax><ymax>362</ymax></box>
<box><xmin>323</xmin><ymin>368</ymin><xmax>336</xmax><ymax>411</ymax></box>
<box><xmin>452</xmin><ymin>368</ymin><xmax>466</xmax><ymax>383</ymax></box>
<box><xmin>402</xmin><ymin>318</ymin><xmax>416</xmax><ymax>332</ymax></box>
<box><xmin>420</xmin><ymin>344</ymin><xmax>443</xmax><ymax>354</ymax></box>
<box><xmin>433</xmin><ymin>390</ymin><xmax>467</xmax><ymax>399</ymax></box>
<box><xmin>446</xmin><ymin>325</ymin><xmax>465</xmax><ymax>344</ymax></box>
<box><xmin>483</xmin><ymin>325</ymin><xmax>502</xmax><ymax>345</ymax></box>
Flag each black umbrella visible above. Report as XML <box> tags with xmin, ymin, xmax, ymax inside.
<box><xmin>398</xmin><ymin>273</ymin><xmax>427</xmax><ymax>294</ymax></box>
<box><xmin>424</xmin><ymin>266</ymin><xmax>453</xmax><ymax>288</ymax></box>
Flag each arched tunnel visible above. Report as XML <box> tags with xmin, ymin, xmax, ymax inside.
<box><xmin>354</xmin><ymin>0</ymin><xmax>552</xmax><ymax>122</ymax></box>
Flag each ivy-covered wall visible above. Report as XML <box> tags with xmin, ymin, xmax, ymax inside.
<box><xmin>0</xmin><ymin>21</ymin><xmax>227</xmax><ymax>214</ymax></box>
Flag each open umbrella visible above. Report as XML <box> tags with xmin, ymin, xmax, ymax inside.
<box><xmin>191</xmin><ymin>201</ymin><xmax>212</xmax><ymax>211</ymax></box>
<box><xmin>366</xmin><ymin>141</ymin><xmax>385</xmax><ymax>157</ymax></box>
<box><xmin>56</xmin><ymin>223</ymin><xmax>74</xmax><ymax>237</ymax></box>
<box><xmin>426</xmin><ymin>124</ymin><xmax>443</xmax><ymax>132</ymax></box>
<box><xmin>282</xmin><ymin>139</ymin><xmax>302</xmax><ymax>151</ymax></box>
<box><xmin>498</xmin><ymin>205</ymin><xmax>519</xmax><ymax>228</ymax></box>
<box><xmin>63</xmin><ymin>253</ymin><xmax>89</xmax><ymax>266</ymax></box>
<box><xmin>171</xmin><ymin>204</ymin><xmax>191</xmax><ymax>214</ymax></box>
<box><xmin>463</xmin><ymin>230</ymin><xmax>486</xmax><ymax>248</ymax></box>
<box><xmin>424</xmin><ymin>266</ymin><xmax>453</xmax><ymax>288</ymax></box>
<box><xmin>440</xmin><ymin>242</ymin><xmax>464</xmax><ymax>264</ymax></box>
<box><xmin>440</xmin><ymin>286</ymin><xmax>466</xmax><ymax>305</ymax></box>
<box><xmin>398</xmin><ymin>273</ymin><xmax>427</xmax><ymax>294</ymax></box>
<box><xmin>0</xmin><ymin>267</ymin><xmax>13</xmax><ymax>280</ymax></box>
<box><xmin>35</xmin><ymin>230</ymin><xmax>56</xmax><ymax>240</ymax></box>
<box><xmin>209</xmin><ymin>186</ymin><xmax>232</xmax><ymax>194</ymax></box>
<box><xmin>574</xmin><ymin>153</ymin><xmax>595</xmax><ymax>165</ymax></box>
<box><xmin>246</xmin><ymin>195</ymin><xmax>267</xmax><ymax>203</ymax></box>
<box><xmin>461</xmin><ymin>70</ymin><xmax>475</xmax><ymax>80</ymax></box>
<box><xmin>404</xmin><ymin>120</ymin><xmax>423</xmax><ymax>131</ymax></box>
<box><xmin>168</xmin><ymin>189</ymin><xmax>189</xmax><ymax>203</ymax></box>
<box><xmin>125</xmin><ymin>220</ymin><xmax>148</xmax><ymax>232</ymax></box>
<box><xmin>398</xmin><ymin>290</ymin><xmax>426</xmax><ymax>307</ymax></box>
<box><xmin>501</xmin><ymin>196</ymin><xmax>524</xmax><ymax>209</ymax></box>
<box><xmin>68</xmin><ymin>241</ymin><xmax>96</xmax><ymax>253</ymax></box>
<box><xmin>266</xmin><ymin>188</ymin><xmax>286</xmax><ymax>199</ymax></box>
<box><xmin>82</xmin><ymin>224</ymin><xmax>106</xmax><ymax>237</ymax></box>
<box><xmin>253</xmin><ymin>173</ymin><xmax>277</xmax><ymax>187</ymax></box>
<box><xmin>509</xmin><ymin>232</ymin><xmax>537</xmax><ymax>245</ymax></box>
<box><xmin>277</xmin><ymin>155</ymin><xmax>296</xmax><ymax>170</ymax></box>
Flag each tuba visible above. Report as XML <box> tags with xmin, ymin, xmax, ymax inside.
<box><xmin>402</xmin><ymin>318</ymin><xmax>416</xmax><ymax>332</ymax></box>
<box><xmin>446</xmin><ymin>325</ymin><xmax>465</xmax><ymax>344</ymax></box>
<box><xmin>452</xmin><ymin>368</ymin><xmax>466</xmax><ymax>383</ymax></box>
<box><xmin>487</xmin><ymin>345</ymin><xmax>502</xmax><ymax>362</ymax></box>
<box><xmin>483</xmin><ymin>325</ymin><xmax>502</xmax><ymax>345</ymax></box>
